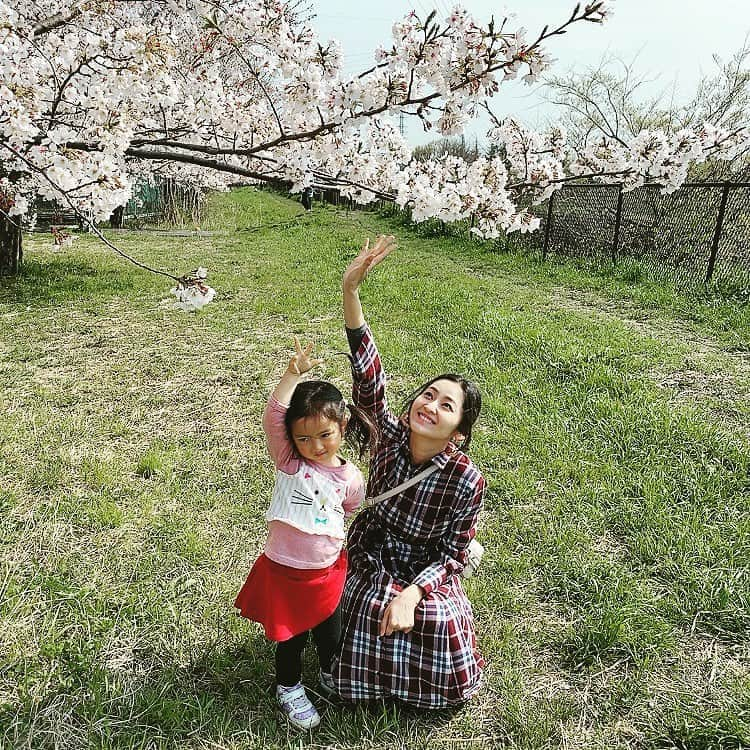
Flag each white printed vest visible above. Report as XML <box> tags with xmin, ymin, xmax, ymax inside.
<box><xmin>265</xmin><ymin>465</ymin><xmax>347</xmax><ymax>539</ymax></box>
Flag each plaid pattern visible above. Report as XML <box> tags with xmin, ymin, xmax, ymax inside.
<box><xmin>331</xmin><ymin>324</ymin><xmax>486</xmax><ymax>708</ymax></box>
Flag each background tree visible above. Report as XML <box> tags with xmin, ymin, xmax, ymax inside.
<box><xmin>681</xmin><ymin>40</ymin><xmax>750</xmax><ymax>132</ymax></box>
<box><xmin>1</xmin><ymin>0</ymin><xmax>744</xmax><ymax>305</ymax></box>
<box><xmin>542</xmin><ymin>53</ymin><xmax>673</xmax><ymax>149</ymax></box>
<box><xmin>412</xmin><ymin>135</ymin><xmax>481</xmax><ymax>163</ymax></box>
<box><xmin>542</xmin><ymin>42</ymin><xmax>750</xmax><ymax>176</ymax></box>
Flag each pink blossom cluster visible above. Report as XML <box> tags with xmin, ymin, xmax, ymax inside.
<box><xmin>0</xmin><ymin>1</ymin><xmax>614</xmax><ymax>225</ymax></box>
<box><xmin>568</xmin><ymin>123</ymin><xmax>748</xmax><ymax>193</ymax></box>
<box><xmin>1</xmin><ymin>0</ymin><xmax>747</xmax><ymax>303</ymax></box>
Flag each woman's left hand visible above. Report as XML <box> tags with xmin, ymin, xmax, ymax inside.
<box><xmin>379</xmin><ymin>585</ymin><xmax>423</xmax><ymax>636</ymax></box>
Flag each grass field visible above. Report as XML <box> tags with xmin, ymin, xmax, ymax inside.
<box><xmin>1</xmin><ymin>187</ymin><xmax>748</xmax><ymax>750</ymax></box>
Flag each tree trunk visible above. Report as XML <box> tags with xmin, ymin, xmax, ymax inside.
<box><xmin>109</xmin><ymin>205</ymin><xmax>125</xmax><ymax>228</ymax></box>
<box><xmin>161</xmin><ymin>178</ymin><xmax>181</xmax><ymax>225</ymax></box>
<box><xmin>0</xmin><ymin>213</ymin><xmax>22</xmax><ymax>275</ymax></box>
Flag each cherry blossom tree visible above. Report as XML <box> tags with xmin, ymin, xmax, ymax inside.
<box><xmin>1</xmin><ymin>0</ymin><xmax>747</xmax><ymax>307</ymax></box>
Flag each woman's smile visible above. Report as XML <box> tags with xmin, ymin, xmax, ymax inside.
<box><xmin>415</xmin><ymin>411</ymin><xmax>437</xmax><ymax>426</ymax></box>
<box><xmin>408</xmin><ymin>379</ymin><xmax>465</xmax><ymax>444</ymax></box>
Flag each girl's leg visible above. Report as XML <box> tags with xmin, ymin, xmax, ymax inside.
<box><xmin>275</xmin><ymin>630</ymin><xmax>309</xmax><ymax>687</ymax></box>
<box><xmin>275</xmin><ymin>631</ymin><xmax>321</xmax><ymax>729</ymax></box>
<box><xmin>310</xmin><ymin>607</ymin><xmax>342</xmax><ymax>674</ymax></box>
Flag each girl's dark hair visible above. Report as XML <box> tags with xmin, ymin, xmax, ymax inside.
<box><xmin>401</xmin><ymin>374</ymin><xmax>482</xmax><ymax>451</ymax></box>
<box><xmin>285</xmin><ymin>380</ymin><xmax>379</xmax><ymax>459</ymax></box>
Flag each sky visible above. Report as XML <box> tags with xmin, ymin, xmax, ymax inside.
<box><xmin>310</xmin><ymin>0</ymin><xmax>750</xmax><ymax>146</ymax></box>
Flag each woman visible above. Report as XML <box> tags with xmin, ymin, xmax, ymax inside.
<box><xmin>331</xmin><ymin>235</ymin><xmax>486</xmax><ymax>709</ymax></box>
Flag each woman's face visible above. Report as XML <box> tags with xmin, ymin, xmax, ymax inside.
<box><xmin>408</xmin><ymin>379</ymin><xmax>465</xmax><ymax>444</ymax></box>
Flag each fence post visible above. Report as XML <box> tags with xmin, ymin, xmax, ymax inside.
<box><xmin>611</xmin><ymin>184</ymin><xmax>624</xmax><ymax>264</ymax></box>
<box><xmin>706</xmin><ymin>183</ymin><xmax>731</xmax><ymax>283</ymax></box>
<box><xmin>542</xmin><ymin>190</ymin><xmax>555</xmax><ymax>260</ymax></box>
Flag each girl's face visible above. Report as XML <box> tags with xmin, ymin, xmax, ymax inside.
<box><xmin>290</xmin><ymin>414</ymin><xmax>346</xmax><ymax>467</ymax></box>
<box><xmin>408</xmin><ymin>379</ymin><xmax>464</xmax><ymax>444</ymax></box>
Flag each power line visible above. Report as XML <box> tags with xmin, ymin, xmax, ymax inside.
<box><xmin>412</xmin><ymin>0</ymin><xmax>431</xmax><ymax>21</ymax></box>
<box><xmin>434</xmin><ymin>0</ymin><xmax>451</xmax><ymax>21</ymax></box>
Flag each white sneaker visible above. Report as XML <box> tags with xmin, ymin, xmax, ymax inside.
<box><xmin>276</xmin><ymin>683</ymin><xmax>320</xmax><ymax>730</ymax></box>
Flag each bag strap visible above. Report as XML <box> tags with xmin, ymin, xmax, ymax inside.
<box><xmin>365</xmin><ymin>464</ymin><xmax>439</xmax><ymax>508</ymax></box>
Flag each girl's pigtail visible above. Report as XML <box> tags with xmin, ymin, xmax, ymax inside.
<box><xmin>344</xmin><ymin>403</ymin><xmax>380</xmax><ymax>458</ymax></box>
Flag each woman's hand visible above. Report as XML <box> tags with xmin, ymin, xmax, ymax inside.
<box><xmin>379</xmin><ymin>584</ymin><xmax>423</xmax><ymax>637</ymax></box>
<box><xmin>286</xmin><ymin>336</ymin><xmax>323</xmax><ymax>376</ymax></box>
<box><xmin>342</xmin><ymin>235</ymin><xmax>397</xmax><ymax>293</ymax></box>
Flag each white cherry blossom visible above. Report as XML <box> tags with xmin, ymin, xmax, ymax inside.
<box><xmin>0</xmin><ymin>0</ymin><xmax>743</xmax><ymax>306</ymax></box>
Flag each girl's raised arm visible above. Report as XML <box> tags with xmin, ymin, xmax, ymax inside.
<box><xmin>271</xmin><ymin>337</ymin><xmax>323</xmax><ymax>407</ymax></box>
<box><xmin>263</xmin><ymin>338</ymin><xmax>322</xmax><ymax>469</ymax></box>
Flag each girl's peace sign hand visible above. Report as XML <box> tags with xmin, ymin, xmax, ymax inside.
<box><xmin>287</xmin><ymin>336</ymin><xmax>323</xmax><ymax>376</ymax></box>
<box><xmin>342</xmin><ymin>235</ymin><xmax>397</xmax><ymax>292</ymax></box>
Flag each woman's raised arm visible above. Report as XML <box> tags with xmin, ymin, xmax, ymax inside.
<box><xmin>342</xmin><ymin>235</ymin><xmax>398</xmax><ymax>432</ymax></box>
<box><xmin>342</xmin><ymin>235</ymin><xmax>396</xmax><ymax>329</ymax></box>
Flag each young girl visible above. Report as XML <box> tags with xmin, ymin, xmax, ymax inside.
<box><xmin>234</xmin><ymin>337</ymin><xmax>376</xmax><ymax>730</ymax></box>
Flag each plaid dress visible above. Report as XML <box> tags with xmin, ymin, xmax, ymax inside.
<box><xmin>331</xmin><ymin>324</ymin><xmax>486</xmax><ymax>708</ymax></box>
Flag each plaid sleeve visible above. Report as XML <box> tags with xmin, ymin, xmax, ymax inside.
<box><xmin>411</xmin><ymin>474</ymin><xmax>486</xmax><ymax>596</ymax></box>
<box><xmin>348</xmin><ymin>322</ymin><xmax>398</xmax><ymax>433</ymax></box>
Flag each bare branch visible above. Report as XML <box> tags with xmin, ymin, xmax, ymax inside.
<box><xmin>31</xmin><ymin>4</ymin><xmax>84</xmax><ymax>38</ymax></box>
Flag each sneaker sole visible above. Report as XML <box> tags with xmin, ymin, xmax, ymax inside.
<box><xmin>277</xmin><ymin>702</ymin><xmax>321</xmax><ymax>731</ymax></box>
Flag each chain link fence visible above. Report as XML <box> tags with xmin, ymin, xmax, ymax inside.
<box><xmin>270</xmin><ymin>180</ymin><xmax>750</xmax><ymax>293</ymax></box>
<box><xmin>33</xmin><ymin>177</ymin><xmax>206</xmax><ymax>229</ymax></box>
<box><xmin>519</xmin><ymin>182</ymin><xmax>750</xmax><ymax>292</ymax></box>
<box><xmin>122</xmin><ymin>177</ymin><xmax>205</xmax><ymax>226</ymax></box>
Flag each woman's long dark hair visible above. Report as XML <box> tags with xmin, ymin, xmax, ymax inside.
<box><xmin>285</xmin><ymin>380</ymin><xmax>379</xmax><ymax>458</ymax></box>
<box><xmin>401</xmin><ymin>373</ymin><xmax>482</xmax><ymax>451</ymax></box>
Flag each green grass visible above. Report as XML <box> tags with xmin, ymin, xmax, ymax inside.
<box><xmin>0</xmin><ymin>187</ymin><xmax>748</xmax><ymax>749</ymax></box>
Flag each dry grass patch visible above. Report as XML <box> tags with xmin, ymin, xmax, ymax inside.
<box><xmin>548</xmin><ymin>286</ymin><xmax>750</xmax><ymax>433</ymax></box>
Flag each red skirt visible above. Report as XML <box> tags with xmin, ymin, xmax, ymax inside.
<box><xmin>234</xmin><ymin>551</ymin><xmax>347</xmax><ymax>642</ymax></box>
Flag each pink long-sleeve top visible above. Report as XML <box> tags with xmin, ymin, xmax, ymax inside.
<box><xmin>262</xmin><ymin>396</ymin><xmax>365</xmax><ymax>569</ymax></box>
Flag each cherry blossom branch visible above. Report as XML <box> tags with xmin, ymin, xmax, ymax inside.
<box><xmin>110</xmin><ymin>7</ymin><xmax>613</xmax><ymax>161</ymax></box>
<box><xmin>127</xmin><ymin>147</ymin><xmax>396</xmax><ymax>200</ymax></box>
<box><xmin>220</xmin><ymin>38</ymin><xmax>286</xmax><ymax>139</ymax></box>
<box><xmin>124</xmin><ymin>147</ymin><xmax>280</xmax><ymax>183</ymax></box>
<box><xmin>31</xmin><ymin>4</ymin><xmax>84</xmax><ymax>38</ymax></box>
<box><xmin>0</xmin><ymin>139</ymin><xmax>179</xmax><ymax>282</ymax></box>
<box><xmin>15</xmin><ymin>1</ymin><xmax>747</xmax><ymax>253</ymax></box>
